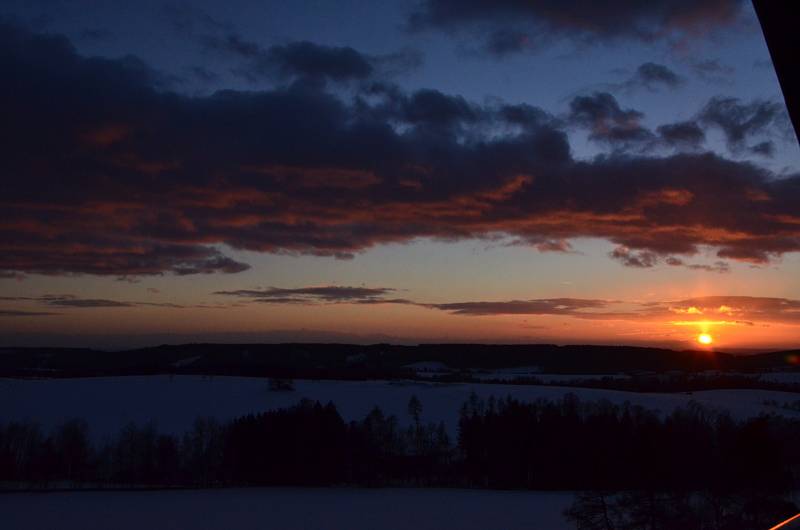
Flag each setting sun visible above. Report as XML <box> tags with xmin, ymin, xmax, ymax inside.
<box><xmin>697</xmin><ymin>333</ymin><xmax>714</xmax><ymax>345</ymax></box>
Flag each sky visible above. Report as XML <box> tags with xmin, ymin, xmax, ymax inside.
<box><xmin>1</xmin><ymin>0</ymin><xmax>799</xmax><ymax>350</ymax></box>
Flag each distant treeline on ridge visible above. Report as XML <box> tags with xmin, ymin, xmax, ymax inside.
<box><xmin>2</xmin><ymin>343</ymin><xmax>799</xmax><ymax>379</ymax></box>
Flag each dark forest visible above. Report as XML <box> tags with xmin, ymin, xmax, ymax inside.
<box><xmin>2</xmin><ymin>394</ymin><xmax>797</xmax><ymax>528</ymax></box>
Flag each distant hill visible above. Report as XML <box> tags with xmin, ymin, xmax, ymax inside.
<box><xmin>1</xmin><ymin>343</ymin><xmax>798</xmax><ymax>379</ymax></box>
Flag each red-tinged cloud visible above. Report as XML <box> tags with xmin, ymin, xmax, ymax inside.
<box><xmin>656</xmin><ymin>296</ymin><xmax>800</xmax><ymax>324</ymax></box>
<box><xmin>424</xmin><ymin>294</ymin><xmax>800</xmax><ymax>326</ymax></box>
<box><xmin>0</xmin><ymin>22</ymin><xmax>798</xmax><ymax>278</ymax></box>
<box><xmin>212</xmin><ymin>287</ymin><xmax>800</xmax><ymax>327</ymax></box>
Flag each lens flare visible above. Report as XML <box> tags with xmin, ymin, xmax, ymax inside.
<box><xmin>697</xmin><ymin>333</ymin><xmax>713</xmax><ymax>345</ymax></box>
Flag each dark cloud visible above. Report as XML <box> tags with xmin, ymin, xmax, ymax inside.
<box><xmin>168</xmin><ymin>5</ymin><xmax>420</xmax><ymax>82</ymax></box>
<box><xmin>372</xmin><ymin>87</ymin><xmax>480</xmax><ymax>131</ymax></box>
<box><xmin>354</xmin><ymin>297</ymin><xmax>417</xmax><ymax>305</ymax></box>
<box><xmin>629</xmin><ymin>62</ymin><xmax>684</xmax><ymax>90</ymax></box>
<box><xmin>189</xmin><ymin>65</ymin><xmax>220</xmax><ymax>83</ymax></box>
<box><xmin>0</xmin><ymin>309</ymin><xmax>60</xmax><ymax>317</ymax></box>
<box><xmin>664</xmin><ymin>257</ymin><xmax>730</xmax><ymax>273</ymax></box>
<box><xmin>568</xmin><ymin>92</ymin><xmax>655</xmax><ymax>148</ymax></box>
<box><xmin>202</xmin><ymin>34</ymin><xmax>420</xmax><ymax>84</ymax></box>
<box><xmin>484</xmin><ymin>29</ymin><xmax>536</xmax><ymax>56</ymax></box>
<box><xmin>0</xmin><ymin>294</ymin><xmax>187</xmax><ymax>309</ymax></box>
<box><xmin>698</xmin><ymin>96</ymin><xmax>788</xmax><ymax>154</ymax></box>
<box><xmin>1</xmin><ymin>22</ymin><xmax>799</xmax><ymax>280</ymax></box>
<box><xmin>1</xmin><ymin>241</ymin><xmax>249</xmax><ymax>277</ymax></box>
<box><xmin>688</xmin><ymin>262</ymin><xmax>730</xmax><ymax>273</ymax></box>
<box><xmin>364</xmin><ymin>48</ymin><xmax>424</xmax><ymax>77</ymax></box>
<box><xmin>216</xmin><ymin>38</ymin><xmax>373</xmax><ymax>81</ymax></box>
<box><xmin>77</xmin><ymin>28</ymin><xmax>113</xmax><ymax>42</ymax></box>
<box><xmin>163</xmin><ymin>4</ymin><xmax>229</xmax><ymax>35</ymax></box>
<box><xmin>408</xmin><ymin>0</ymin><xmax>745</xmax><ymax>56</ymax></box>
<box><xmin>689</xmin><ymin>59</ymin><xmax>735</xmax><ymax>83</ymax></box>
<box><xmin>656</xmin><ymin>120</ymin><xmax>706</xmax><ymax>149</ymax></box>
<box><xmin>172</xmin><ymin>255</ymin><xmax>250</xmax><ymax>275</ymax></box>
<box><xmin>207</xmin><ymin>288</ymin><xmax>800</xmax><ymax>326</ymax></box>
<box><xmin>214</xmin><ymin>286</ymin><xmax>407</xmax><ymax>305</ymax></box>
<box><xmin>569</xmin><ymin>92</ymin><xmax>641</xmax><ymax>127</ymax></box>
<box><xmin>750</xmin><ymin>141</ymin><xmax>774</xmax><ymax>157</ymax></box>
<box><xmin>44</xmin><ymin>297</ymin><xmax>134</xmax><ymax>308</ymax></box>
<box><xmin>497</xmin><ymin>103</ymin><xmax>551</xmax><ymax>127</ymax></box>
<box><xmin>612</xmin><ymin>248</ymin><xmax>730</xmax><ymax>273</ymax></box>
<box><xmin>220</xmin><ymin>288</ymin><xmax>800</xmax><ymax>325</ymax></box>
<box><xmin>425</xmin><ymin>298</ymin><xmax>611</xmax><ymax>316</ymax></box>
<box><xmin>609</xmin><ymin>246</ymin><xmax>659</xmax><ymax>268</ymax></box>
<box><xmin>164</xmin><ymin>6</ymin><xmax>394</xmax><ymax>81</ymax></box>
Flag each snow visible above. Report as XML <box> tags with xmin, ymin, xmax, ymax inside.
<box><xmin>404</xmin><ymin>361</ymin><xmax>452</xmax><ymax>372</ymax></box>
<box><xmin>759</xmin><ymin>372</ymin><xmax>800</xmax><ymax>385</ymax></box>
<box><xmin>485</xmin><ymin>365</ymin><xmax>543</xmax><ymax>374</ymax></box>
<box><xmin>0</xmin><ymin>487</ymin><xmax>575</xmax><ymax>530</ymax></box>
<box><xmin>170</xmin><ymin>355</ymin><xmax>201</xmax><ymax>368</ymax></box>
<box><xmin>473</xmin><ymin>371</ymin><xmax>629</xmax><ymax>382</ymax></box>
<box><xmin>2</xmin><ymin>376</ymin><xmax>799</xmax><ymax>441</ymax></box>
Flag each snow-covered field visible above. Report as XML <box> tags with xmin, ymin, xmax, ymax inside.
<box><xmin>760</xmin><ymin>372</ymin><xmax>800</xmax><ymax>385</ymax></box>
<box><xmin>472</xmin><ymin>371</ymin><xmax>630</xmax><ymax>383</ymax></box>
<box><xmin>2</xmin><ymin>376</ymin><xmax>800</xmax><ymax>441</ymax></box>
<box><xmin>0</xmin><ymin>487</ymin><xmax>575</xmax><ymax>530</ymax></box>
<box><xmin>405</xmin><ymin>362</ymin><xmax>631</xmax><ymax>382</ymax></box>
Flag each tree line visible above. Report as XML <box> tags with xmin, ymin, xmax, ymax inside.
<box><xmin>432</xmin><ymin>372</ymin><xmax>800</xmax><ymax>394</ymax></box>
<box><xmin>0</xmin><ymin>396</ymin><xmax>450</xmax><ymax>488</ymax></box>
<box><xmin>1</xmin><ymin>393</ymin><xmax>799</xmax><ymax>499</ymax></box>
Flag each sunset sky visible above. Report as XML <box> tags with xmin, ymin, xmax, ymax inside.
<box><xmin>1</xmin><ymin>0</ymin><xmax>799</xmax><ymax>350</ymax></box>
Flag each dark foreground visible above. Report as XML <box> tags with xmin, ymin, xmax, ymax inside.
<box><xmin>0</xmin><ymin>488</ymin><xmax>574</xmax><ymax>530</ymax></box>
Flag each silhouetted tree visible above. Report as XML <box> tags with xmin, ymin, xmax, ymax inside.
<box><xmin>53</xmin><ymin>419</ymin><xmax>90</xmax><ymax>482</ymax></box>
<box><xmin>408</xmin><ymin>395</ymin><xmax>422</xmax><ymax>425</ymax></box>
